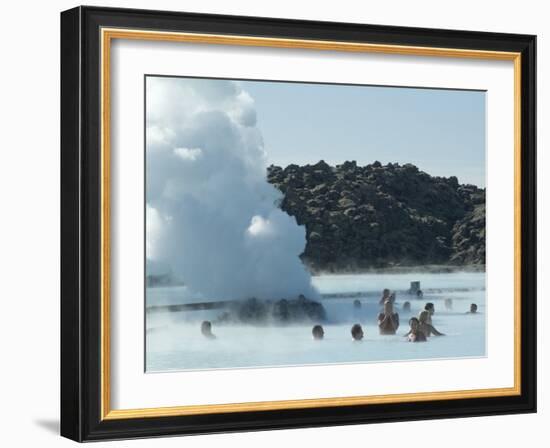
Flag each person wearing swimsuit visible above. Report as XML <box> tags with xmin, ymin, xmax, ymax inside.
<box><xmin>405</xmin><ymin>317</ymin><xmax>427</xmax><ymax>342</ymax></box>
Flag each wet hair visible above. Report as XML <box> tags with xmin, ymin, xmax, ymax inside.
<box><xmin>409</xmin><ymin>317</ymin><xmax>420</xmax><ymax>327</ymax></box>
<box><xmin>353</xmin><ymin>299</ymin><xmax>362</xmax><ymax>309</ymax></box>
<box><xmin>312</xmin><ymin>325</ymin><xmax>324</xmax><ymax>340</ymax></box>
<box><xmin>403</xmin><ymin>301</ymin><xmax>411</xmax><ymax>312</ymax></box>
<box><xmin>351</xmin><ymin>323</ymin><xmax>364</xmax><ymax>340</ymax></box>
<box><xmin>425</xmin><ymin>302</ymin><xmax>435</xmax><ymax>313</ymax></box>
<box><xmin>470</xmin><ymin>303</ymin><xmax>478</xmax><ymax>313</ymax></box>
<box><xmin>383</xmin><ymin>288</ymin><xmax>390</xmax><ymax>295</ymax></box>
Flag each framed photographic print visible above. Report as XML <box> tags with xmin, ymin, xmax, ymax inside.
<box><xmin>60</xmin><ymin>6</ymin><xmax>536</xmax><ymax>442</ymax></box>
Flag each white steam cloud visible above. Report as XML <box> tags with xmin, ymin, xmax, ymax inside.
<box><xmin>146</xmin><ymin>77</ymin><xmax>317</xmax><ymax>301</ymax></box>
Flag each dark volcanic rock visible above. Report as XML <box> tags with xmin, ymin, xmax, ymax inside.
<box><xmin>226</xmin><ymin>296</ymin><xmax>327</xmax><ymax>325</ymax></box>
<box><xmin>450</xmin><ymin>203</ymin><xmax>485</xmax><ymax>265</ymax></box>
<box><xmin>267</xmin><ymin>161</ymin><xmax>485</xmax><ymax>271</ymax></box>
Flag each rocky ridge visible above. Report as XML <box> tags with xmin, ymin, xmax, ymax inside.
<box><xmin>267</xmin><ymin>160</ymin><xmax>485</xmax><ymax>272</ymax></box>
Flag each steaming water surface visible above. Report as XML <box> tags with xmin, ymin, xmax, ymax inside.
<box><xmin>146</xmin><ymin>272</ymin><xmax>486</xmax><ymax>372</ymax></box>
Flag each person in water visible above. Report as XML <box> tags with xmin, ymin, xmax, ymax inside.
<box><xmin>351</xmin><ymin>323</ymin><xmax>364</xmax><ymax>341</ymax></box>
<box><xmin>405</xmin><ymin>317</ymin><xmax>427</xmax><ymax>342</ymax></box>
<box><xmin>312</xmin><ymin>325</ymin><xmax>324</xmax><ymax>340</ymax></box>
<box><xmin>353</xmin><ymin>299</ymin><xmax>362</xmax><ymax>309</ymax></box>
<box><xmin>379</xmin><ymin>288</ymin><xmax>391</xmax><ymax>305</ymax></box>
<box><xmin>416</xmin><ymin>289</ymin><xmax>424</xmax><ymax>299</ymax></box>
<box><xmin>424</xmin><ymin>302</ymin><xmax>435</xmax><ymax>324</ymax></box>
<box><xmin>201</xmin><ymin>320</ymin><xmax>216</xmax><ymax>339</ymax></box>
<box><xmin>378</xmin><ymin>300</ymin><xmax>400</xmax><ymax>335</ymax></box>
<box><xmin>402</xmin><ymin>301</ymin><xmax>411</xmax><ymax>313</ymax></box>
<box><xmin>468</xmin><ymin>303</ymin><xmax>478</xmax><ymax>314</ymax></box>
<box><xmin>418</xmin><ymin>310</ymin><xmax>444</xmax><ymax>337</ymax></box>
<box><xmin>444</xmin><ymin>298</ymin><xmax>453</xmax><ymax>310</ymax></box>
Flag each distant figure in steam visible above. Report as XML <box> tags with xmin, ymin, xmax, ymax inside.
<box><xmin>416</xmin><ymin>289</ymin><xmax>424</xmax><ymax>299</ymax></box>
<box><xmin>379</xmin><ymin>288</ymin><xmax>391</xmax><ymax>305</ymax></box>
<box><xmin>312</xmin><ymin>325</ymin><xmax>325</xmax><ymax>340</ymax></box>
<box><xmin>201</xmin><ymin>321</ymin><xmax>216</xmax><ymax>339</ymax></box>
<box><xmin>402</xmin><ymin>301</ymin><xmax>411</xmax><ymax>313</ymax></box>
<box><xmin>405</xmin><ymin>317</ymin><xmax>427</xmax><ymax>342</ymax></box>
<box><xmin>418</xmin><ymin>310</ymin><xmax>444</xmax><ymax>337</ymax></box>
<box><xmin>353</xmin><ymin>299</ymin><xmax>362</xmax><ymax>309</ymax></box>
<box><xmin>378</xmin><ymin>300</ymin><xmax>399</xmax><ymax>335</ymax></box>
<box><xmin>273</xmin><ymin>299</ymin><xmax>290</xmax><ymax>322</ymax></box>
<box><xmin>467</xmin><ymin>303</ymin><xmax>479</xmax><ymax>314</ymax></box>
<box><xmin>444</xmin><ymin>298</ymin><xmax>453</xmax><ymax>310</ymax></box>
<box><xmin>351</xmin><ymin>323</ymin><xmax>364</xmax><ymax>341</ymax></box>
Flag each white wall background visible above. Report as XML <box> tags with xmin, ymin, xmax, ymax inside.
<box><xmin>0</xmin><ymin>0</ymin><xmax>546</xmax><ymax>445</ymax></box>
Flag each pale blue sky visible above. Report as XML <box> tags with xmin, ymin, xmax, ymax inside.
<box><xmin>243</xmin><ymin>81</ymin><xmax>486</xmax><ymax>187</ymax></box>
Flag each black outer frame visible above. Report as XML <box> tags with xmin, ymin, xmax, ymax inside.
<box><xmin>60</xmin><ymin>5</ymin><xmax>537</xmax><ymax>442</ymax></box>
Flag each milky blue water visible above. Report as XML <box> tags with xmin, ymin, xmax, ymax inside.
<box><xmin>146</xmin><ymin>272</ymin><xmax>486</xmax><ymax>372</ymax></box>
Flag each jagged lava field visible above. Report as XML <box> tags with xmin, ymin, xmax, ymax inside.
<box><xmin>267</xmin><ymin>160</ymin><xmax>485</xmax><ymax>272</ymax></box>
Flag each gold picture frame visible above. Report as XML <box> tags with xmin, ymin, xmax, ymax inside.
<box><xmin>61</xmin><ymin>6</ymin><xmax>536</xmax><ymax>442</ymax></box>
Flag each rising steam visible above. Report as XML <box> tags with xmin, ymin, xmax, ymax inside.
<box><xmin>146</xmin><ymin>77</ymin><xmax>317</xmax><ymax>301</ymax></box>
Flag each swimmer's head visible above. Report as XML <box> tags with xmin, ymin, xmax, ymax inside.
<box><xmin>353</xmin><ymin>299</ymin><xmax>362</xmax><ymax>309</ymax></box>
<box><xmin>351</xmin><ymin>323</ymin><xmax>364</xmax><ymax>341</ymax></box>
<box><xmin>403</xmin><ymin>301</ymin><xmax>411</xmax><ymax>312</ymax></box>
<box><xmin>201</xmin><ymin>320</ymin><xmax>213</xmax><ymax>337</ymax></box>
<box><xmin>383</xmin><ymin>288</ymin><xmax>390</xmax><ymax>297</ymax></box>
<box><xmin>409</xmin><ymin>317</ymin><xmax>420</xmax><ymax>331</ymax></box>
<box><xmin>312</xmin><ymin>325</ymin><xmax>324</xmax><ymax>340</ymax></box>
<box><xmin>425</xmin><ymin>302</ymin><xmax>435</xmax><ymax>314</ymax></box>
<box><xmin>470</xmin><ymin>303</ymin><xmax>478</xmax><ymax>313</ymax></box>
